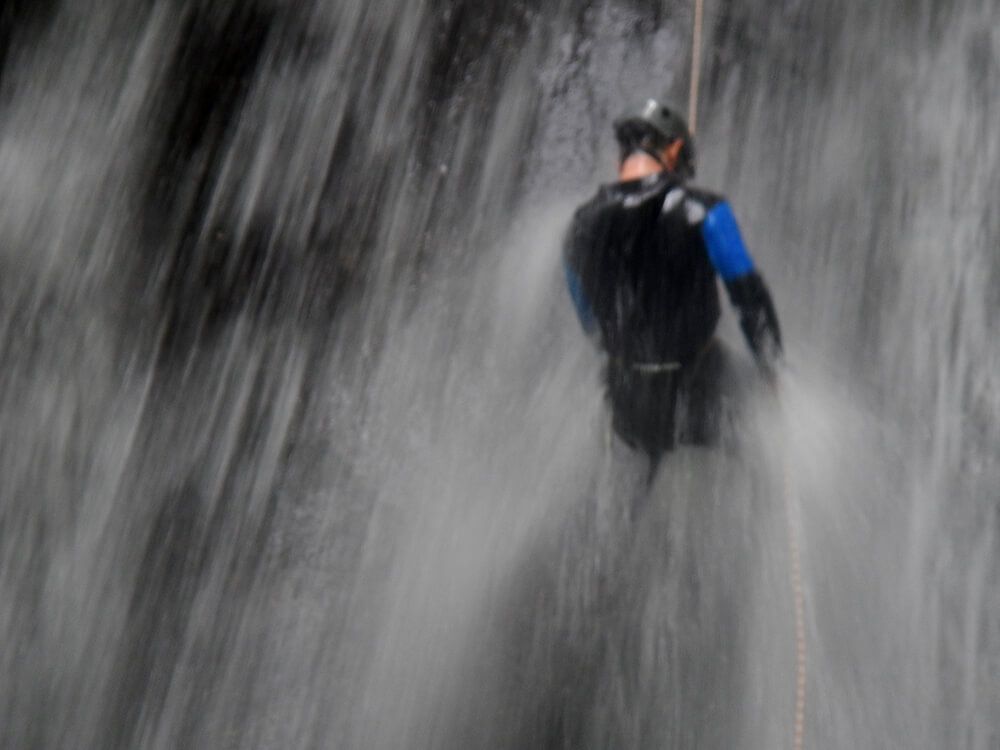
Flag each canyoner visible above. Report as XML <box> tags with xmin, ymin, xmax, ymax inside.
<box><xmin>562</xmin><ymin>99</ymin><xmax>783</xmax><ymax>479</ymax></box>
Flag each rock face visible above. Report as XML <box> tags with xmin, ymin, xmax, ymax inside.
<box><xmin>1</xmin><ymin>1</ymin><xmax>999</xmax><ymax>748</ymax></box>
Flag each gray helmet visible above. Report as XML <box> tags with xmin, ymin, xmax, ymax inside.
<box><xmin>613</xmin><ymin>99</ymin><xmax>696</xmax><ymax>178</ymax></box>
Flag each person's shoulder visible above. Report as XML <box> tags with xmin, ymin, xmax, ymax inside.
<box><xmin>573</xmin><ymin>185</ymin><xmax>609</xmax><ymax>214</ymax></box>
<box><xmin>681</xmin><ymin>185</ymin><xmax>726</xmax><ymax>210</ymax></box>
<box><xmin>566</xmin><ymin>185</ymin><xmax>614</xmax><ymax>255</ymax></box>
<box><xmin>570</xmin><ymin>181</ymin><xmax>625</xmax><ymax>226</ymax></box>
<box><xmin>672</xmin><ymin>184</ymin><xmax>736</xmax><ymax>227</ymax></box>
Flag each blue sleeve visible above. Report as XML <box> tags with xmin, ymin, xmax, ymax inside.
<box><xmin>700</xmin><ymin>201</ymin><xmax>755</xmax><ymax>281</ymax></box>
<box><xmin>563</xmin><ymin>261</ymin><xmax>597</xmax><ymax>334</ymax></box>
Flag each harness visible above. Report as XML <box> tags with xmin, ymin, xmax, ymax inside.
<box><xmin>612</xmin><ymin>338</ymin><xmax>717</xmax><ymax>376</ymax></box>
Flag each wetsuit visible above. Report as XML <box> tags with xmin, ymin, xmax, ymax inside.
<box><xmin>563</xmin><ymin>171</ymin><xmax>781</xmax><ymax>462</ymax></box>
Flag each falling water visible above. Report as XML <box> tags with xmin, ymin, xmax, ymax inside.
<box><xmin>1</xmin><ymin>1</ymin><xmax>997</xmax><ymax>748</ymax></box>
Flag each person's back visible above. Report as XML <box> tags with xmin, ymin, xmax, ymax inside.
<box><xmin>566</xmin><ymin>172</ymin><xmax>724</xmax><ymax>367</ymax></box>
<box><xmin>563</xmin><ymin>100</ymin><xmax>781</xmax><ymax>467</ymax></box>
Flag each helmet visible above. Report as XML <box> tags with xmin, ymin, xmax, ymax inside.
<box><xmin>613</xmin><ymin>99</ymin><xmax>696</xmax><ymax>178</ymax></box>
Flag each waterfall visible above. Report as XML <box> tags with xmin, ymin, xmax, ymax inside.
<box><xmin>0</xmin><ymin>1</ymin><xmax>996</xmax><ymax>747</ymax></box>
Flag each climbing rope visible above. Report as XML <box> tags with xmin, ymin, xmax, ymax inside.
<box><xmin>687</xmin><ymin>0</ymin><xmax>704</xmax><ymax>134</ymax></box>
<box><xmin>688</xmin><ymin>2</ymin><xmax>807</xmax><ymax>741</ymax></box>
<box><xmin>783</xmin><ymin>449</ymin><xmax>807</xmax><ymax>750</ymax></box>
<box><xmin>687</xmin><ymin>1</ymin><xmax>807</xmax><ymax>741</ymax></box>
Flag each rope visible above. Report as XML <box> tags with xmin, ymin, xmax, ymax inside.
<box><xmin>686</xmin><ymin>1</ymin><xmax>806</xmax><ymax>740</ymax></box>
<box><xmin>782</xmin><ymin>427</ymin><xmax>807</xmax><ymax>750</ymax></box>
<box><xmin>688</xmin><ymin>0</ymin><xmax>704</xmax><ymax>134</ymax></box>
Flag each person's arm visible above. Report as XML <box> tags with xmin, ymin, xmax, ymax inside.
<box><xmin>699</xmin><ymin>200</ymin><xmax>782</xmax><ymax>370</ymax></box>
<box><xmin>562</xmin><ymin>215</ymin><xmax>600</xmax><ymax>342</ymax></box>
<box><xmin>564</xmin><ymin>260</ymin><xmax>597</xmax><ymax>335</ymax></box>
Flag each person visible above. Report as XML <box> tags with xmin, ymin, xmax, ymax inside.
<box><xmin>563</xmin><ymin>99</ymin><xmax>782</xmax><ymax>474</ymax></box>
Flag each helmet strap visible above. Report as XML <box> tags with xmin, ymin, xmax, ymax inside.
<box><xmin>640</xmin><ymin>147</ymin><xmax>671</xmax><ymax>172</ymax></box>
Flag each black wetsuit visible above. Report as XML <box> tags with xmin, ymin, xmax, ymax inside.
<box><xmin>563</xmin><ymin>171</ymin><xmax>781</xmax><ymax>462</ymax></box>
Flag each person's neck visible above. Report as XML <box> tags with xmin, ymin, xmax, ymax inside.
<box><xmin>618</xmin><ymin>152</ymin><xmax>666</xmax><ymax>182</ymax></box>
